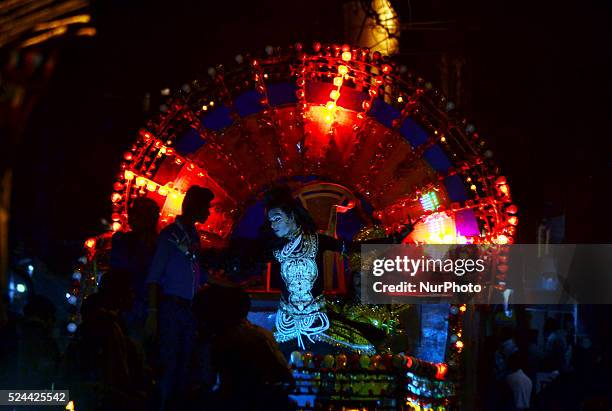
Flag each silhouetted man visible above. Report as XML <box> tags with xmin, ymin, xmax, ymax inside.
<box><xmin>145</xmin><ymin>185</ymin><xmax>214</xmax><ymax>410</ymax></box>
<box><xmin>193</xmin><ymin>284</ymin><xmax>294</xmax><ymax>411</ymax></box>
<box><xmin>110</xmin><ymin>197</ymin><xmax>160</xmax><ymax>344</ymax></box>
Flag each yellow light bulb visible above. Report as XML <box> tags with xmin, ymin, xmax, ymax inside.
<box><xmin>333</xmin><ymin>77</ymin><xmax>343</xmax><ymax>87</ymax></box>
<box><xmin>341</xmin><ymin>51</ymin><xmax>352</xmax><ymax>61</ymax></box>
<box><xmin>338</xmin><ymin>65</ymin><xmax>348</xmax><ymax>75</ymax></box>
<box><xmin>146</xmin><ymin>182</ymin><xmax>156</xmax><ymax>191</ymax></box>
<box><xmin>326</xmin><ymin>101</ymin><xmax>336</xmax><ymax>110</ymax></box>
<box><xmin>124</xmin><ymin>170</ymin><xmax>135</xmax><ymax>180</ymax></box>
<box><xmin>330</xmin><ymin>90</ymin><xmax>340</xmax><ymax>100</ymax></box>
<box><xmin>135</xmin><ymin>177</ymin><xmax>146</xmax><ymax>187</ymax></box>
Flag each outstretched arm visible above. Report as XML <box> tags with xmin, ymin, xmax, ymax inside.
<box><xmin>201</xmin><ymin>237</ymin><xmax>276</xmax><ymax>285</ymax></box>
<box><xmin>318</xmin><ymin>216</ymin><xmax>415</xmax><ymax>255</ymax></box>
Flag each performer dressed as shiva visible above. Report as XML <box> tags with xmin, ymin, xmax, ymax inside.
<box><xmin>263</xmin><ymin>186</ymin><xmax>412</xmax><ymax>353</ymax></box>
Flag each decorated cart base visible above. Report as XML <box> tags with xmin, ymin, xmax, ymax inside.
<box><xmin>286</xmin><ymin>351</ymin><xmax>454</xmax><ymax>411</ymax></box>
<box><xmin>247</xmin><ymin>298</ymin><xmax>461</xmax><ymax>410</ymax></box>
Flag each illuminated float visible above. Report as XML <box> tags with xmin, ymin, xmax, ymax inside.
<box><xmin>70</xmin><ymin>42</ymin><xmax>516</xmax><ymax>410</ymax></box>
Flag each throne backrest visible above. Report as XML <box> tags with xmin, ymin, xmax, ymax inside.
<box><xmin>295</xmin><ymin>182</ymin><xmax>356</xmax><ymax>237</ymax></box>
<box><xmin>295</xmin><ymin>182</ymin><xmax>357</xmax><ymax>292</ymax></box>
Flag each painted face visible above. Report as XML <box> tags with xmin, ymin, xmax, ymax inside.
<box><xmin>268</xmin><ymin>208</ymin><xmax>297</xmax><ymax>238</ymax></box>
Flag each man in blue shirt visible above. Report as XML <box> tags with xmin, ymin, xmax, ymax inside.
<box><xmin>145</xmin><ymin>185</ymin><xmax>214</xmax><ymax>410</ymax></box>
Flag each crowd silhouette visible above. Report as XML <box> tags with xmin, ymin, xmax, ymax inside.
<box><xmin>2</xmin><ymin>186</ymin><xmax>611</xmax><ymax>411</ymax></box>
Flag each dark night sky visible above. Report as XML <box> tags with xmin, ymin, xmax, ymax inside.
<box><xmin>9</xmin><ymin>0</ymin><xmax>612</xmax><ymax>274</ymax></box>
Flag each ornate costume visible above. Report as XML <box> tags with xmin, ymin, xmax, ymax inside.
<box><xmin>273</xmin><ymin>232</ymin><xmax>329</xmax><ymax>349</ymax></box>
<box><xmin>272</xmin><ymin>231</ymin><xmax>381</xmax><ymax>354</ymax></box>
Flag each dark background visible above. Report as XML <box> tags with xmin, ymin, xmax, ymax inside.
<box><xmin>9</xmin><ymin>0</ymin><xmax>612</xmax><ymax>275</ymax></box>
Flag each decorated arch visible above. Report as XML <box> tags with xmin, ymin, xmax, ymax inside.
<box><xmin>111</xmin><ymin>43</ymin><xmax>516</xmax><ymax>249</ymax></box>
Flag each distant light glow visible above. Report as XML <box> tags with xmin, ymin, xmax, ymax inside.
<box><xmin>20</xmin><ymin>26</ymin><xmax>67</xmax><ymax>48</ymax></box>
<box><xmin>409</xmin><ymin>212</ymin><xmax>469</xmax><ymax>244</ymax></box>
<box><xmin>76</xmin><ymin>27</ymin><xmax>96</xmax><ymax>37</ymax></box>
<box><xmin>419</xmin><ymin>191</ymin><xmax>439</xmax><ymax>212</ymax></box>
<box><xmin>435</xmin><ymin>363</ymin><xmax>448</xmax><ymax>380</ymax></box>
<box><xmin>34</xmin><ymin>14</ymin><xmax>91</xmax><ymax>31</ymax></box>
<box><xmin>16</xmin><ymin>283</ymin><xmax>26</xmax><ymax>293</ymax></box>
<box><xmin>345</xmin><ymin>0</ymin><xmax>399</xmax><ymax>55</ymax></box>
<box><xmin>495</xmin><ymin>234</ymin><xmax>509</xmax><ymax>245</ymax></box>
